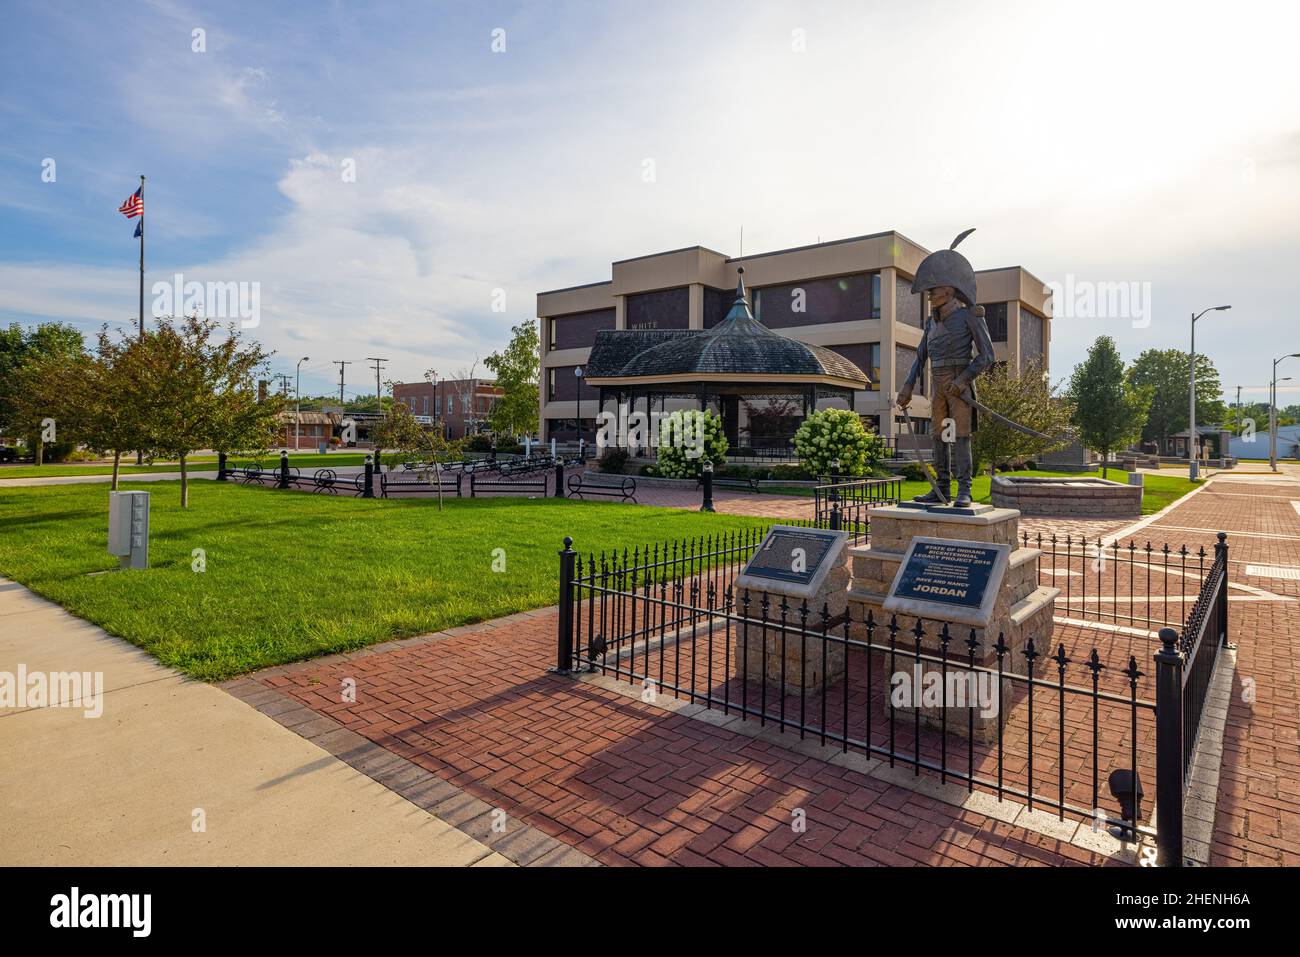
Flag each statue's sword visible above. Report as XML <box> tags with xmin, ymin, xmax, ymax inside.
<box><xmin>899</xmin><ymin>404</ymin><xmax>948</xmax><ymax>505</ymax></box>
<box><xmin>959</xmin><ymin>389</ymin><xmax>1056</xmax><ymax>442</ymax></box>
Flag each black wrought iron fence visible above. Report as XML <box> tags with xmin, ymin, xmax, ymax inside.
<box><xmin>812</xmin><ymin>477</ymin><xmax>903</xmax><ymax>544</ymax></box>
<box><xmin>1177</xmin><ymin>533</ymin><xmax>1229</xmax><ymax>780</ymax></box>
<box><xmin>553</xmin><ymin>527</ymin><xmax>1231</xmax><ymax>867</ymax></box>
<box><xmin>1022</xmin><ymin>532</ymin><xmax>1210</xmax><ymax>631</ymax></box>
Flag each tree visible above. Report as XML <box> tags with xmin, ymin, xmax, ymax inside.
<box><xmin>970</xmin><ymin>360</ymin><xmax>1074</xmax><ymax>476</ymax></box>
<box><xmin>8</xmin><ymin>342</ymin><xmax>88</xmax><ymax>466</ymax></box>
<box><xmin>370</xmin><ymin>400</ymin><xmax>466</xmax><ymax>510</ymax></box>
<box><xmin>0</xmin><ymin>321</ymin><xmax>87</xmax><ymax>462</ymax></box>
<box><xmin>1067</xmin><ymin>337</ymin><xmax>1151</xmax><ymax>479</ymax></box>
<box><xmin>1127</xmin><ymin>349</ymin><xmax>1225</xmax><ymax>451</ymax></box>
<box><xmin>75</xmin><ymin>329</ymin><xmax>154</xmax><ymax>490</ymax></box>
<box><xmin>483</xmin><ymin>321</ymin><xmax>540</xmax><ymax>438</ymax></box>
<box><xmin>135</xmin><ymin>316</ymin><xmax>278</xmax><ymax>507</ymax></box>
<box><xmin>792</xmin><ymin>408</ymin><xmax>886</xmax><ymax>477</ymax></box>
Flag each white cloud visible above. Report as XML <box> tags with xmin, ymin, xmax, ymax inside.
<box><xmin>4</xmin><ymin>0</ymin><xmax>1300</xmax><ymax>398</ymax></box>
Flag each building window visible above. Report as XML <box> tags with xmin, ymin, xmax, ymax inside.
<box><xmin>548</xmin><ymin>368</ymin><xmax>557</xmax><ymax>402</ymax></box>
<box><xmin>626</xmin><ymin>287</ymin><xmax>690</xmax><ymax>330</ymax></box>
<box><xmin>548</xmin><ymin>319</ymin><xmax>556</xmax><ymax>351</ymax></box>
<box><xmin>422</xmin><ymin>396</ymin><xmax>429</xmax><ymax>415</ymax></box>
<box><xmin>754</xmin><ymin>273</ymin><xmax>872</xmax><ymax>329</ymax></box>
<box><xmin>827</xmin><ymin>343</ymin><xmax>881</xmax><ymax>391</ymax></box>
<box><xmin>551</xmin><ymin>309</ymin><xmax>616</xmax><ymax>350</ymax></box>
<box><xmin>982</xmin><ymin>302</ymin><xmax>1009</xmax><ymax>343</ymax></box>
<box><xmin>703</xmin><ymin>286</ymin><xmax>733</xmax><ymax>329</ymax></box>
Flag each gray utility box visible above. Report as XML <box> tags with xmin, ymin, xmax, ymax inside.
<box><xmin>108</xmin><ymin>491</ymin><xmax>149</xmax><ymax>570</ymax></box>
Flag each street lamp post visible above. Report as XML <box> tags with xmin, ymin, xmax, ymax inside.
<box><xmin>1189</xmin><ymin>306</ymin><xmax>1230</xmax><ymax>479</ymax></box>
<box><xmin>1271</xmin><ymin>354</ymin><xmax>1300</xmax><ymax>471</ymax></box>
<box><xmin>574</xmin><ymin>366</ymin><xmax>585</xmax><ymax>459</ymax></box>
<box><xmin>1272</xmin><ymin>377</ymin><xmax>1292</xmax><ymax>470</ymax></box>
<box><xmin>295</xmin><ymin>356</ymin><xmax>310</xmax><ymax>451</ymax></box>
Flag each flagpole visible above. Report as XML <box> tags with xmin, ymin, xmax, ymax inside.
<box><xmin>136</xmin><ymin>174</ymin><xmax>145</xmax><ymax>465</ymax></box>
<box><xmin>138</xmin><ymin>174</ymin><xmax>144</xmax><ymax>338</ymax></box>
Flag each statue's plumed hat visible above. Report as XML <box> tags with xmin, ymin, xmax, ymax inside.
<box><xmin>911</xmin><ymin>228</ymin><xmax>978</xmax><ymax>307</ymax></box>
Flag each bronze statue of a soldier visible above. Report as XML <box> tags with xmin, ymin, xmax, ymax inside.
<box><xmin>896</xmin><ymin>229</ymin><xmax>996</xmax><ymax>508</ymax></box>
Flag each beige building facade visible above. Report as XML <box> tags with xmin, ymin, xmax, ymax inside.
<box><xmin>536</xmin><ymin>230</ymin><xmax>1052</xmax><ymax>447</ymax></box>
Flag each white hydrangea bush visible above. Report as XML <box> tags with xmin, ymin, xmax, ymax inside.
<box><xmin>792</xmin><ymin>408</ymin><xmax>885</xmax><ymax>476</ymax></box>
<box><xmin>655</xmin><ymin>409</ymin><xmax>729</xmax><ymax>478</ymax></box>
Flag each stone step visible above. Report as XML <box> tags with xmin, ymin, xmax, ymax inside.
<box><xmin>1010</xmin><ymin>585</ymin><xmax>1060</xmax><ymax>626</ymax></box>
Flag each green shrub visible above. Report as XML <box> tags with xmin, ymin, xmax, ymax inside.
<box><xmin>768</xmin><ymin>463</ymin><xmax>813</xmax><ymax>481</ymax></box>
<box><xmin>655</xmin><ymin>410</ymin><xmax>728</xmax><ymax>479</ymax></box>
<box><xmin>792</xmin><ymin>409</ymin><xmax>885</xmax><ymax>477</ymax></box>
<box><xmin>898</xmin><ymin>462</ymin><xmax>927</xmax><ymax>482</ymax></box>
<box><xmin>597</xmin><ymin>448</ymin><xmax>630</xmax><ymax>474</ymax></box>
<box><xmin>716</xmin><ymin>464</ymin><xmax>776</xmax><ymax>480</ymax></box>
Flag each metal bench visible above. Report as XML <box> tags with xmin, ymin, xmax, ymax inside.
<box><xmin>698</xmin><ymin>474</ymin><xmax>761</xmax><ymax>494</ymax></box>
<box><xmin>380</xmin><ymin>470</ymin><xmax>464</xmax><ymax>498</ymax></box>
<box><xmin>566</xmin><ymin>473</ymin><xmax>637</xmax><ymax>503</ymax></box>
<box><xmin>470</xmin><ymin>472</ymin><xmax>549</xmax><ymax>496</ymax></box>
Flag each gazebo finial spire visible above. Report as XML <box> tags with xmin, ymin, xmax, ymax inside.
<box><xmin>735</xmin><ymin>265</ymin><xmax>746</xmax><ymax>303</ymax></box>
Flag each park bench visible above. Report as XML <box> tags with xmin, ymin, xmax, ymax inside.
<box><xmin>499</xmin><ymin>456</ymin><xmax>553</xmax><ymax>477</ymax></box>
<box><xmin>697</xmin><ymin>474</ymin><xmax>761</xmax><ymax>494</ymax></box>
<box><xmin>380</xmin><ymin>469</ymin><xmax>463</xmax><ymax>498</ymax></box>
<box><xmin>469</xmin><ymin>471</ymin><xmax>549</xmax><ymax>496</ymax></box>
<box><xmin>566</xmin><ymin>473</ymin><xmax>637</xmax><ymax>503</ymax></box>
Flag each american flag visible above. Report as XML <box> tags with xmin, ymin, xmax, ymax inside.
<box><xmin>118</xmin><ymin>187</ymin><xmax>143</xmax><ymax>218</ymax></box>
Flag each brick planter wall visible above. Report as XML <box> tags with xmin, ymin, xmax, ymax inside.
<box><xmin>990</xmin><ymin>475</ymin><xmax>1141</xmax><ymax>518</ymax></box>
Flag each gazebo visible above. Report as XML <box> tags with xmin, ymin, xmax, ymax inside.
<box><xmin>584</xmin><ymin>268</ymin><xmax>871</xmax><ymax>453</ymax></box>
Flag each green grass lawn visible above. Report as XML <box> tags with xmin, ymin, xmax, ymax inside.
<box><xmin>0</xmin><ymin>452</ymin><xmax>371</xmax><ymax>479</ymax></box>
<box><xmin>0</xmin><ymin>480</ymin><xmax>758</xmax><ymax>681</ymax></box>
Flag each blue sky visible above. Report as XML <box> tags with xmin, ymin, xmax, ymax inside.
<box><xmin>2</xmin><ymin>0</ymin><xmax>1298</xmax><ymax>403</ymax></box>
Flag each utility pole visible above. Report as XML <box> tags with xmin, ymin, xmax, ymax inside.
<box><xmin>272</xmin><ymin>373</ymin><xmax>292</xmax><ymax>397</ymax></box>
<box><xmin>333</xmin><ymin>361</ymin><xmax>351</xmax><ymax>405</ymax></box>
<box><xmin>367</xmin><ymin>357</ymin><xmax>388</xmax><ymax>411</ymax></box>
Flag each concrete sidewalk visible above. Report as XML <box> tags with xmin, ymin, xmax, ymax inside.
<box><xmin>0</xmin><ymin>577</ymin><xmax>509</xmax><ymax>866</ymax></box>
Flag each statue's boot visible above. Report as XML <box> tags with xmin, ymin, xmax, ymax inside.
<box><xmin>954</xmin><ymin>436</ymin><xmax>974</xmax><ymax>507</ymax></box>
<box><xmin>912</xmin><ymin>436</ymin><xmax>951</xmax><ymax>504</ymax></box>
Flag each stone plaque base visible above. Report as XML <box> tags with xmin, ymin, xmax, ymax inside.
<box><xmin>847</xmin><ymin>505</ymin><xmax>1058</xmax><ymax>741</ymax></box>
<box><xmin>730</xmin><ymin>549</ymin><xmax>850</xmax><ymax>694</ymax></box>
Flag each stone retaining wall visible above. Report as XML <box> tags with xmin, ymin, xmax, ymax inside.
<box><xmin>990</xmin><ymin>475</ymin><xmax>1141</xmax><ymax>518</ymax></box>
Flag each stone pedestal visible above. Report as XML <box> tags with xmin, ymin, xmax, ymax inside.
<box><xmin>847</xmin><ymin>505</ymin><xmax>1059</xmax><ymax>741</ymax></box>
<box><xmin>731</xmin><ymin>539</ymin><xmax>850</xmax><ymax>693</ymax></box>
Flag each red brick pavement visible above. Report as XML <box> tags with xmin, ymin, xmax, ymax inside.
<box><xmin>255</xmin><ymin>609</ymin><xmax>1118</xmax><ymax>867</ymax></box>
<box><xmin>246</xmin><ymin>473</ymin><xmax>1297</xmax><ymax>866</ymax></box>
<box><xmin>1135</xmin><ymin>478</ymin><xmax>1300</xmax><ymax>865</ymax></box>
